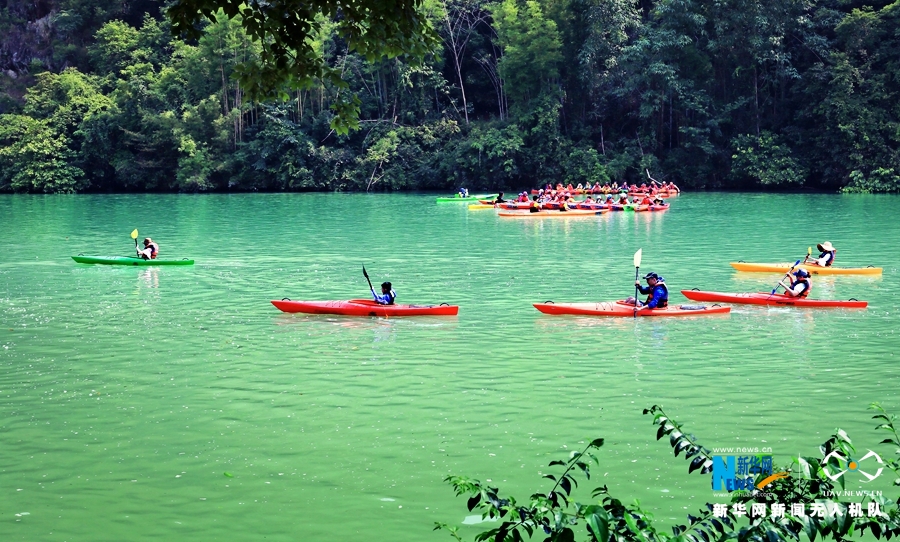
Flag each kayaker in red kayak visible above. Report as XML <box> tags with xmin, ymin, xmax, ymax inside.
<box><xmin>530</xmin><ymin>196</ymin><xmax>541</xmax><ymax>213</ymax></box>
<box><xmin>137</xmin><ymin>238</ymin><xmax>159</xmax><ymax>260</ymax></box>
<box><xmin>807</xmin><ymin>241</ymin><xmax>836</xmax><ymax>267</ymax></box>
<box><xmin>779</xmin><ymin>268</ymin><xmax>811</xmax><ymax>298</ymax></box>
<box><xmin>494</xmin><ymin>192</ymin><xmax>506</xmax><ymax>204</ymax></box>
<box><xmin>372</xmin><ymin>281</ymin><xmax>396</xmax><ymax>305</ymax></box>
<box><xmin>626</xmin><ymin>272</ymin><xmax>669</xmax><ymax>309</ymax></box>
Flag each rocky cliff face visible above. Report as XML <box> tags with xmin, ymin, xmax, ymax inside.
<box><xmin>1</xmin><ymin>1</ymin><xmax>59</xmax><ymax>75</ymax></box>
<box><xmin>1</xmin><ymin>0</ymin><xmax>163</xmax><ymax>76</ymax></box>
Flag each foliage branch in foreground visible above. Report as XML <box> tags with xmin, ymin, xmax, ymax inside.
<box><xmin>436</xmin><ymin>404</ymin><xmax>900</xmax><ymax>542</ymax></box>
<box><xmin>166</xmin><ymin>0</ymin><xmax>440</xmax><ymax>133</ymax></box>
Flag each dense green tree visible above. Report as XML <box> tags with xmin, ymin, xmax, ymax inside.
<box><xmin>3</xmin><ymin>0</ymin><xmax>900</xmax><ymax>192</ymax></box>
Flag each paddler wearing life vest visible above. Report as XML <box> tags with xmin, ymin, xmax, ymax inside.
<box><xmin>137</xmin><ymin>238</ymin><xmax>159</xmax><ymax>260</ymax></box>
<box><xmin>808</xmin><ymin>241</ymin><xmax>836</xmax><ymax>267</ymax></box>
<box><xmin>629</xmin><ymin>272</ymin><xmax>669</xmax><ymax>309</ymax></box>
<box><xmin>372</xmin><ymin>281</ymin><xmax>396</xmax><ymax>305</ymax></box>
<box><xmin>779</xmin><ymin>268</ymin><xmax>811</xmax><ymax>298</ymax></box>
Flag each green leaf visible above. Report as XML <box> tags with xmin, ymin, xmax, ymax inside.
<box><xmin>223</xmin><ymin>472</ymin><xmax>233</xmax><ymax>477</ymax></box>
<box><xmin>560</xmin><ymin>476</ymin><xmax>571</xmax><ymax>495</ymax></box>
<box><xmin>801</xmin><ymin>516</ymin><xmax>817</xmax><ymax>542</ymax></box>
<box><xmin>624</xmin><ymin>512</ymin><xmax>641</xmax><ymax>535</ymax></box>
<box><xmin>688</xmin><ymin>456</ymin><xmax>706</xmax><ymax>474</ymax></box>
<box><xmin>590</xmin><ymin>438</ymin><xmax>605</xmax><ymax>448</ymax></box>
<box><xmin>587</xmin><ymin>511</ymin><xmax>610</xmax><ymax>542</ymax></box>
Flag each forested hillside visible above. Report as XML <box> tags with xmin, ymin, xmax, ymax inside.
<box><xmin>1</xmin><ymin>0</ymin><xmax>898</xmax><ymax>193</ymax></box>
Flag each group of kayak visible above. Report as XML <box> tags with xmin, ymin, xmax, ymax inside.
<box><xmin>529</xmin><ymin>180</ymin><xmax>681</xmax><ymax>196</ymax></box>
<box><xmin>71</xmin><ymin>230</ymin><xmax>877</xmax><ymax>318</ymax></box>
<box><xmin>467</xmin><ymin>192</ymin><xmax>672</xmax><ymax>216</ymax></box>
<box><xmin>271</xmin><ymin>242</ymin><xmax>875</xmax><ymax>318</ymax></box>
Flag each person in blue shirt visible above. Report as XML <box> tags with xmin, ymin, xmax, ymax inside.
<box><xmin>779</xmin><ymin>268</ymin><xmax>811</xmax><ymax>298</ymax></box>
<box><xmin>458</xmin><ymin>187</ymin><xmax>469</xmax><ymax>198</ymax></box>
<box><xmin>372</xmin><ymin>281</ymin><xmax>396</xmax><ymax>305</ymax></box>
<box><xmin>633</xmin><ymin>272</ymin><xmax>668</xmax><ymax>309</ymax></box>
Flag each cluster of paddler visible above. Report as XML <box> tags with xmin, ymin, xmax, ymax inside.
<box><xmin>445</xmin><ymin>184</ymin><xmax>678</xmax><ymax>217</ymax></box>
<box><xmin>72</xmin><ymin>232</ymin><xmax>878</xmax><ymax>318</ymax></box>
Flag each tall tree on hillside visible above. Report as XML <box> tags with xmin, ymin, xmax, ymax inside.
<box><xmin>489</xmin><ymin>0</ymin><xmax>562</xmax><ymax>113</ymax></box>
<box><xmin>439</xmin><ymin>0</ymin><xmax>488</xmax><ymax>124</ymax></box>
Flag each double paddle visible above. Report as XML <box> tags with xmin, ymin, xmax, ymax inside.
<box><xmin>633</xmin><ymin>248</ymin><xmax>642</xmax><ymax>318</ymax></box>
<box><xmin>363</xmin><ymin>265</ymin><xmax>375</xmax><ymax>297</ymax></box>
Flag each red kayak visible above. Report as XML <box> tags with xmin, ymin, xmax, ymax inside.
<box><xmin>271</xmin><ymin>299</ymin><xmax>459</xmax><ymax>316</ymax></box>
<box><xmin>533</xmin><ymin>300</ymin><xmax>731</xmax><ymax>317</ymax></box>
<box><xmin>680</xmin><ymin>290</ymin><xmax>868</xmax><ymax>308</ymax></box>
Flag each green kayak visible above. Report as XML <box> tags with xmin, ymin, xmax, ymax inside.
<box><xmin>436</xmin><ymin>194</ymin><xmax>496</xmax><ymax>202</ymax></box>
<box><xmin>72</xmin><ymin>256</ymin><xmax>195</xmax><ymax>266</ymax></box>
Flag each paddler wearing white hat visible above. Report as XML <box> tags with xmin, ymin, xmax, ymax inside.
<box><xmin>808</xmin><ymin>241</ymin><xmax>836</xmax><ymax>267</ymax></box>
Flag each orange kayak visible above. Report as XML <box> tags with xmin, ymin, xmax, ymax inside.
<box><xmin>729</xmin><ymin>262</ymin><xmax>882</xmax><ymax>275</ymax></box>
<box><xmin>498</xmin><ymin>210</ymin><xmax>606</xmax><ymax>218</ymax></box>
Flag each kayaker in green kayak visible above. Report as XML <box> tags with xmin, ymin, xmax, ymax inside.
<box><xmin>626</xmin><ymin>272</ymin><xmax>669</xmax><ymax>309</ymax></box>
<box><xmin>136</xmin><ymin>238</ymin><xmax>159</xmax><ymax>260</ymax></box>
<box><xmin>778</xmin><ymin>268</ymin><xmax>811</xmax><ymax>298</ymax></box>
<box><xmin>372</xmin><ymin>281</ymin><xmax>396</xmax><ymax>305</ymax></box>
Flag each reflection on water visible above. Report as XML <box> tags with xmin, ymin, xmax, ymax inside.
<box><xmin>139</xmin><ymin>267</ymin><xmax>159</xmax><ymax>288</ymax></box>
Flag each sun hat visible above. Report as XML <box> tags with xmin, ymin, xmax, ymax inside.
<box><xmin>817</xmin><ymin>241</ymin><xmax>835</xmax><ymax>252</ymax></box>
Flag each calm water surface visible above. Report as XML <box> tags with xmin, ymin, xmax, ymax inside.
<box><xmin>1</xmin><ymin>193</ymin><xmax>898</xmax><ymax>540</ymax></box>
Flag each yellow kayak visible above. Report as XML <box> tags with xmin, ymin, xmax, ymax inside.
<box><xmin>468</xmin><ymin>203</ymin><xmax>496</xmax><ymax>210</ymax></box>
<box><xmin>730</xmin><ymin>262</ymin><xmax>882</xmax><ymax>275</ymax></box>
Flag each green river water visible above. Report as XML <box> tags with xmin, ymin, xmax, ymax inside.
<box><xmin>0</xmin><ymin>193</ymin><xmax>897</xmax><ymax>541</ymax></box>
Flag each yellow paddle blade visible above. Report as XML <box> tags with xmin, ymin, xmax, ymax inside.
<box><xmin>131</xmin><ymin>229</ymin><xmax>139</xmax><ymax>239</ymax></box>
<box><xmin>633</xmin><ymin>248</ymin><xmax>643</xmax><ymax>268</ymax></box>
<box><xmin>808</xmin><ymin>246</ymin><xmax>812</xmax><ymax>255</ymax></box>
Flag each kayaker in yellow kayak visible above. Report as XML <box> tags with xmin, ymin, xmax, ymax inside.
<box><xmin>626</xmin><ymin>272</ymin><xmax>669</xmax><ymax>309</ymax></box>
<box><xmin>136</xmin><ymin>238</ymin><xmax>159</xmax><ymax>260</ymax></box>
<box><xmin>372</xmin><ymin>281</ymin><xmax>396</xmax><ymax>305</ymax></box>
<box><xmin>806</xmin><ymin>241</ymin><xmax>836</xmax><ymax>267</ymax></box>
<box><xmin>779</xmin><ymin>268</ymin><xmax>811</xmax><ymax>298</ymax></box>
